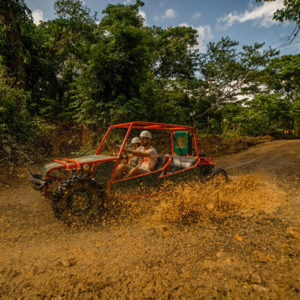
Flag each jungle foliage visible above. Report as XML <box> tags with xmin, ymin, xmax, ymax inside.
<box><xmin>0</xmin><ymin>0</ymin><xmax>299</xmax><ymax>149</ymax></box>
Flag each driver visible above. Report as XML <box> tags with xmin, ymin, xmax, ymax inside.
<box><xmin>114</xmin><ymin>137</ymin><xmax>141</xmax><ymax>180</ymax></box>
<box><xmin>124</xmin><ymin>130</ymin><xmax>157</xmax><ymax>178</ymax></box>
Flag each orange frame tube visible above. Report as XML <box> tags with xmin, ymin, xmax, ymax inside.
<box><xmin>53</xmin><ymin>159</ymin><xmax>71</xmax><ymax>170</ymax></box>
<box><xmin>95</xmin><ymin>125</ymin><xmax>113</xmax><ymax>155</ymax></box>
<box><xmin>107</xmin><ymin>123</ymin><xmax>134</xmax><ymax>190</ymax></box>
<box><xmin>62</xmin><ymin>158</ymin><xmax>81</xmax><ymax>170</ymax></box>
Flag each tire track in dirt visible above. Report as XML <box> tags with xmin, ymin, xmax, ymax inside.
<box><xmin>215</xmin><ymin>139</ymin><xmax>300</xmax><ymax>227</ymax></box>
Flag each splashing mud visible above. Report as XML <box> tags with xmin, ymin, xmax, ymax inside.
<box><xmin>102</xmin><ymin>174</ymin><xmax>285</xmax><ymax>227</ymax></box>
<box><xmin>153</xmin><ymin>174</ymin><xmax>285</xmax><ymax>225</ymax></box>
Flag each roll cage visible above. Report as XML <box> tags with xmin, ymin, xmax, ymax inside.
<box><xmin>94</xmin><ymin>121</ymin><xmax>214</xmax><ymax>190</ymax></box>
<box><xmin>95</xmin><ymin>121</ymin><xmax>200</xmax><ymax>158</ymax></box>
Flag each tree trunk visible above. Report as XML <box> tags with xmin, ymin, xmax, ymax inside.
<box><xmin>222</xmin><ymin>121</ymin><xmax>231</xmax><ymax>137</ymax></box>
<box><xmin>219</xmin><ymin>118</ymin><xmax>223</xmax><ymax>135</ymax></box>
<box><xmin>207</xmin><ymin>116</ymin><xmax>210</xmax><ymax>134</ymax></box>
<box><xmin>82</xmin><ymin>124</ymin><xmax>90</xmax><ymax>146</ymax></box>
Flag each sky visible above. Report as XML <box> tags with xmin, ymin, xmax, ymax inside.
<box><xmin>26</xmin><ymin>0</ymin><xmax>300</xmax><ymax>56</ymax></box>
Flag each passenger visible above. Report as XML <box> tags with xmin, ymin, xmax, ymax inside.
<box><xmin>114</xmin><ymin>137</ymin><xmax>141</xmax><ymax>180</ymax></box>
<box><xmin>124</xmin><ymin>130</ymin><xmax>157</xmax><ymax>178</ymax></box>
<box><xmin>128</xmin><ymin>137</ymin><xmax>141</xmax><ymax>165</ymax></box>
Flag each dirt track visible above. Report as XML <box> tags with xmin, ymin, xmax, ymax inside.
<box><xmin>0</xmin><ymin>140</ymin><xmax>299</xmax><ymax>299</ymax></box>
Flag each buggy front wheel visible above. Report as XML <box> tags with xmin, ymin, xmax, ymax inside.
<box><xmin>52</xmin><ymin>175</ymin><xmax>105</xmax><ymax>225</ymax></box>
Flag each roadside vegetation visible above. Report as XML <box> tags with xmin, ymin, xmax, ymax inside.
<box><xmin>0</xmin><ymin>0</ymin><xmax>299</xmax><ymax>158</ymax></box>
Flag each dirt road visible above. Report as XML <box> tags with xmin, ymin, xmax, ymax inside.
<box><xmin>0</xmin><ymin>140</ymin><xmax>299</xmax><ymax>299</ymax></box>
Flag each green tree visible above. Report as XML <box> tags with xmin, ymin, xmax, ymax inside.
<box><xmin>263</xmin><ymin>54</ymin><xmax>300</xmax><ymax>134</ymax></box>
<box><xmin>196</xmin><ymin>37</ymin><xmax>279</xmax><ymax>133</ymax></box>
<box><xmin>0</xmin><ymin>0</ymin><xmax>34</xmax><ymax>86</ymax></box>
<box><xmin>27</xmin><ymin>0</ymin><xmax>98</xmax><ymax>119</ymax></box>
<box><xmin>153</xmin><ymin>25</ymin><xmax>199</xmax><ymax>80</ymax></box>
<box><xmin>71</xmin><ymin>0</ymin><xmax>155</xmax><ymax>125</ymax></box>
<box><xmin>238</xmin><ymin>94</ymin><xmax>292</xmax><ymax>136</ymax></box>
<box><xmin>257</xmin><ymin>0</ymin><xmax>300</xmax><ymax>42</ymax></box>
<box><xmin>292</xmin><ymin>99</ymin><xmax>300</xmax><ymax>134</ymax></box>
<box><xmin>197</xmin><ymin>36</ymin><xmax>241</xmax><ymax>122</ymax></box>
<box><xmin>239</xmin><ymin>43</ymin><xmax>279</xmax><ymax>94</ymax></box>
<box><xmin>0</xmin><ymin>60</ymin><xmax>33</xmax><ymax>141</ymax></box>
<box><xmin>263</xmin><ymin>54</ymin><xmax>300</xmax><ymax>102</ymax></box>
<box><xmin>54</xmin><ymin>0</ymin><xmax>97</xmax><ymax>22</ymax></box>
<box><xmin>148</xmin><ymin>25</ymin><xmax>199</xmax><ymax>125</ymax></box>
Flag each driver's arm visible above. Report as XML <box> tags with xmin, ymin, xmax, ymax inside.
<box><xmin>127</xmin><ymin>149</ymin><xmax>151</xmax><ymax>157</ymax></box>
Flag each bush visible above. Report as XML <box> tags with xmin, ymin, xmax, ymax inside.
<box><xmin>0</xmin><ymin>61</ymin><xmax>35</xmax><ymax>143</ymax></box>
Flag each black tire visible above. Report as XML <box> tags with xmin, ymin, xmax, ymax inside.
<box><xmin>52</xmin><ymin>175</ymin><xmax>105</xmax><ymax>225</ymax></box>
<box><xmin>207</xmin><ymin>167</ymin><xmax>229</xmax><ymax>182</ymax></box>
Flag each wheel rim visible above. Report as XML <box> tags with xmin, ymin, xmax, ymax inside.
<box><xmin>67</xmin><ymin>188</ymin><xmax>93</xmax><ymax>216</ymax></box>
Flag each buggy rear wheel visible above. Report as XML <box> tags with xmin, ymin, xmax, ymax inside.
<box><xmin>207</xmin><ymin>167</ymin><xmax>229</xmax><ymax>183</ymax></box>
<box><xmin>52</xmin><ymin>175</ymin><xmax>105</xmax><ymax>225</ymax></box>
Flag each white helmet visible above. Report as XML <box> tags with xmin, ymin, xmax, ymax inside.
<box><xmin>140</xmin><ymin>130</ymin><xmax>152</xmax><ymax>139</ymax></box>
<box><xmin>131</xmin><ymin>137</ymin><xmax>141</xmax><ymax>144</ymax></box>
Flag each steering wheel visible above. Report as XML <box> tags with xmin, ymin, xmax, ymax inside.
<box><xmin>113</xmin><ymin>145</ymin><xmax>128</xmax><ymax>163</ymax></box>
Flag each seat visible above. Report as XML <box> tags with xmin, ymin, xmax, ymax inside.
<box><xmin>154</xmin><ymin>155</ymin><xmax>167</xmax><ymax>170</ymax></box>
<box><xmin>167</xmin><ymin>155</ymin><xmax>198</xmax><ymax>172</ymax></box>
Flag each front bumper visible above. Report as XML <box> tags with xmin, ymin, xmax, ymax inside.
<box><xmin>28</xmin><ymin>172</ymin><xmax>46</xmax><ymax>191</ymax></box>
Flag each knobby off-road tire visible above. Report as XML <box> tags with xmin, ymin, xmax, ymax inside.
<box><xmin>52</xmin><ymin>175</ymin><xmax>105</xmax><ymax>226</ymax></box>
<box><xmin>207</xmin><ymin>167</ymin><xmax>229</xmax><ymax>183</ymax></box>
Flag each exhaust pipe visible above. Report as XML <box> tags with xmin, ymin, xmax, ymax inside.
<box><xmin>28</xmin><ymin>172</ymin><xmax>46</xmax><ymax>191</ymax></box>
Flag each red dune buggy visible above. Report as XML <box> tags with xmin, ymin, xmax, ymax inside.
<box><xmin>29</xmin><ymin>121</ymin><xmax>227</xmax><ymax>225</ymax></box>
